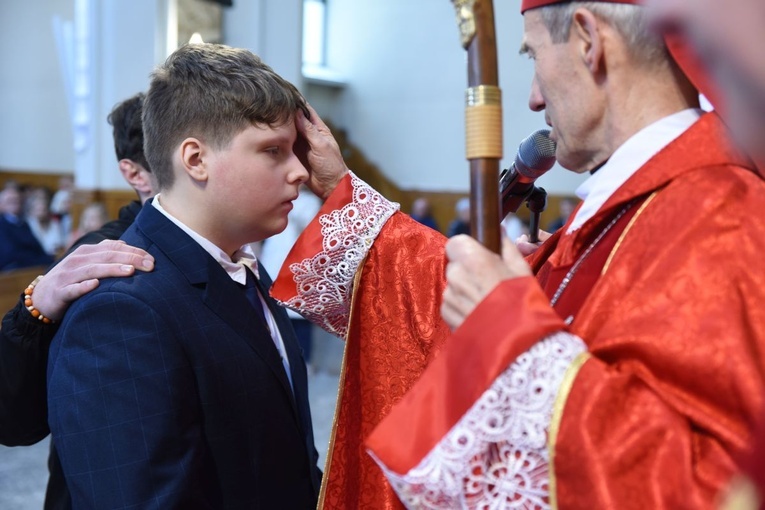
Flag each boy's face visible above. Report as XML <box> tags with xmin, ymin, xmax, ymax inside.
<box><xmin>205</xmin><ymin>120</ymin><xmax>308</xmax><ymax>251</ymax></box>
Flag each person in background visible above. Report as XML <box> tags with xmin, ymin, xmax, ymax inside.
<box><xmin>546</xmin><ymin>196</ymin><xmax>576</xmax><ymax>232</ymax></box>
<box><xmin>25</xmin><ymin>190</ymin><xmax>66</xmax><ymax>257</ymax></box>
<box><xmin>501</xmin><ymin>212</ymin><xmax>528</xmax><ymax>241</ymax></box>
<box><xmin>446</xmin><ymin>196</ymin><xmax>470</xmax><ymax>237</ymax></box>
<box><xmin>0</xmin><ymin>183</ymin><xmax>54</xmax><ymax>270</ymax></box>
<box><xmin>49</xmin><ymin>187</ymin><xmax>72</xmax><ymax>241</ymax></box>
<box><xmin>65</xmin><ymin>201</ymin><xmax>109</xmax><ymax>249</ymax></box>
<box><xmin>0</xmin><ymin>92</ymin><xmax>156</xmax><ymax>510</ymax></box>
<box><xmin>410</xmin><ymin>196</ymin><xmax>440</xmax><ymax>232</ymax></box>
<box><xmin>78</xmin><ymin>202</ymin><xmax>108</xmax><ymax>233</ymax></box>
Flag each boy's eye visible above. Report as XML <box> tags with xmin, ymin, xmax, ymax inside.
<box><xmin>266</xmin><ymin>147</ymin><xmax>280</xmax><ymax>155</ymax></box>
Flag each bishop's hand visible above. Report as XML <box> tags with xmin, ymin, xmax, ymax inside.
<box><xmin>441</xmin><ymin>234</ymin><xmax>532</xmax><ymax>330</ymax></box>
<box><xmin>294</xmin><ymin>103</ymin><xmax>349</xmax><ymax>200</ymax></box>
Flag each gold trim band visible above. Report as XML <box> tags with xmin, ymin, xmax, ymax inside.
<box><xmin>601</xmin><ymin>192</ymin><xmax>659</xmax><ymax>276</ymax></box>
<box><xmin>548</xmin><ymin>351</ymin><xmax>591</xmax><ymax>510</ymax></box>
<box><xmin>465</xmin><ymin>103</ymin><xmax>502</xmax><ymax>159</ymax></box>
<box><xmin>466</xmin><ymin>85</ymin><xmax>501</xmax><ymax>107</ymax></box>
<box><xmin>316</xmin><ymin>254</ymin><xmax>367</xmax><ymax>509</ymax></box>
<box><xmin>465</xmin><ymin>86</ymin><xmax>502</xmax><ymax>159</ymax></box>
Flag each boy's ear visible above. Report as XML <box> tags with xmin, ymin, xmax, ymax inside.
<box><xmin>118</xmin><ymin>159</ymin><xmax>153</xmax><ymax>194</ymax></box>
<box><xmin>180</xmin><ymin>137</ymin><xmax>208</xmax><ymax>183</ymax></box>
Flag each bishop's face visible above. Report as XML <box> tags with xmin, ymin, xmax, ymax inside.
<box><xmin>646</xmin><ymin>0</ymin><xmax>765</xmax><ymax>168</ymax></box>
<box><xmin>522</xmin><ymin>10</ymin><xmax>608</xmax><ymax>174</ymax></box>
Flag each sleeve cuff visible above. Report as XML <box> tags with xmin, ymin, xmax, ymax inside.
<box><xmin>369</xmin><ymin>331</ymin><xmax>587</xmax><ymax>509</ymax></box>
<box><xmin>271</xmin><ymin>171</ymin><xmax>399</xmax><ymax>337</ymax></box>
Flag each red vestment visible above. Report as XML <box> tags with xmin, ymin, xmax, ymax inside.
<box><xmin>273</xmin><ymin>113</ymin><xmax>765</xmax><ymax>508</ymax></box>
<box><xmin>366</xmin><ymin>112</ymin><xmax>765</xmax><ymax>508</ymax></box>
<box><xmin>272</xmin><ymin>176</ymin><xmax>450</xmax><ymax>509</ymax></box>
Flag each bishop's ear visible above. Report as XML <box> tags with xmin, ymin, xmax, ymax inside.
<box><xmin>571</xmin><ymin>8</ymin><xmax>604</xmax><ymax>75</ymax></box>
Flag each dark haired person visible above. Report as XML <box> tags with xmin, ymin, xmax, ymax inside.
<box><xmin>0</xmin><ymin>93</ymin><xmax>155</xmax><ymax>510</ymax></box>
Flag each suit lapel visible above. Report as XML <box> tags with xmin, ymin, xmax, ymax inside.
<box><xmin>257</xmin><ymin>262</ymin><xmax>317</xmax><ymax>467</ymax></box>
<box><xmin>202</xmin><ymin>259</ymin><xmax>298</xmax><ymax>408</ymax></box>
<box><xmin>134</xmin><ymin>205</ymin><xmax>298</xmax><ymax>412</ymax></box>
<box><xmin>256</xmin><ymin>263</ymin><xmax>308</xmax><ymax>406</ymax></box>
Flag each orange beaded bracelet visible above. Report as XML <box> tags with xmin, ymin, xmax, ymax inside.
<box><xmin>24</xmin><ymin>275</ymin><xmax>55</xmax><ymax>325</ymax></box>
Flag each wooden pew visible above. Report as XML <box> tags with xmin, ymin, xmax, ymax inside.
<box><xmin>0</xmin><ymin>266</ymin><xmax>49</xmax><ymax>327</ymax></box>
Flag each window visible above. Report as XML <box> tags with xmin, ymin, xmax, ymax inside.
<box><xmin>302</xmin><ymin>0</ymin><xmax>327</xmax><ymax>67</ymax></box>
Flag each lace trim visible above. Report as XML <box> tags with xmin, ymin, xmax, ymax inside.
<box><xmin>370</xmin><ymin>332</ymin><xmax>586</xmax><ymax>509</ymax></box>
<box><xmin>279</xmin><ymin>172</ymin><xmax>399</xmax><ymax>337</ymax></box>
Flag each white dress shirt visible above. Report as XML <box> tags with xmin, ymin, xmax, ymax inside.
<box><xmin>568</xmin><ymin>108</ymin><xmax>703</xmax><ymax>233</ymax></box>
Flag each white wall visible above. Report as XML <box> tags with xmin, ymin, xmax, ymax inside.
<box><xmin>0</xmin><ymin>0</ymin><xmax>585</xmax><ymax>195</ymax></box>
<box><xmin>223</xmin><ymin>0</ymin><xmax>303</xmax><ymax>89</ymax></box>
<box><xmin>92</xmin><ymin>0</ymin><xmax>164</xmax><ymax>190</ymax></box>
<box><xmin>0</xmin><ymin>0</ymin><xmax>75</xmax><ymax>173</ymax></box>
<box><xmin>323</xmin><ymin>0</ymin><xmax>585</xmax><ymax>194</ymax></box>
<box><xmin>0</xmin><ymin>0</ymin><xmax>163</xmax><ymax>190</ymax></box>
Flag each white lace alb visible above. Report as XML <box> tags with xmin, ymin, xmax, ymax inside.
<box><xmin>370</xmin><ymin>332</ymin><xmax>586</xmax><ymax>509</ymax></box>
<box><xmin>277</xmin><ymin>172</ymin><xmax>399</xmax><ymax>337</ymax></box>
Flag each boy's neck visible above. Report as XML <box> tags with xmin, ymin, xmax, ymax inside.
<box><xmin>154</xmin><ymin>192</ymin><xmax>238</xmax><ymax>256</ymax></box>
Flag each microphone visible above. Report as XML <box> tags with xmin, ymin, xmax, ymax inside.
<box><xmin>500</xmin><ymin>129</ymin><xmax>557</xmax><ymax>218</ymax></box>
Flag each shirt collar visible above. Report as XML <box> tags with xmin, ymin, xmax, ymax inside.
<box><xmin>150</xmin><ymin>195</ymin><xmax>259</xmax><ymax>285</ymax></box>
<box><xmin>568</xmin><ymin>108</ymin><xmax>703</xmax><ymax>233</ymax></box>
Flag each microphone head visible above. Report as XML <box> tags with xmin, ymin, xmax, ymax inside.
<box><xmin>516</xmin><ymin>129</ymin><xmax>557</xmax><ymax>179</ymax></box>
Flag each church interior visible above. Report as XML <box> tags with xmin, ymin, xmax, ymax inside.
<box><xmin>0</xmin><ymin>1</ymin><xmax>585</xmax><ymax>505</ymax></box>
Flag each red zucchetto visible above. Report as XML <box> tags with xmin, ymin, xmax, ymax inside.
<box><xmin>521</xmin><ymin>0</ymin><xmax>638</xmax><ymax>13</ymax></box>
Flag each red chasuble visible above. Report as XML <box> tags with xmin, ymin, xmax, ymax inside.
<box><xmin>272</xmin><ymin>177</ymin><xmax>451</xmax><ymax>509</ymax></box>
<box><xmin>273</xmin><ymin>112</ymin><xmax>765</xmax><ymax>508</ymax></box>
<box><xmin>365</xmin><ymin>112</ymin><xmax>765</xmax><ymax>508</ymax></box>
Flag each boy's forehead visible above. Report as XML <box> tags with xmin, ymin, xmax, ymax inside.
<box><xmin>245</xmin><ymin>119</ymin><xmax>298</xmax><ymax>141</ymax></box>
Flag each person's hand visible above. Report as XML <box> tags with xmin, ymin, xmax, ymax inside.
<box><xmin>516</xmin><ymin>229</ymin><xmax>552</xmax><ymax>256</ymax></box>
<box><xmin>294</xmin><ymin>103</ymin><xmax>349</xmax><ymax>199</ymax></box>
<box><xmin>30</xmin><ymin>240</ymin><xmax>154</xmax><ymax>321</ymax></box>
<box><xmin>441</xmin><ymin>235</ymin><xmax>532</xmax><ymax>330</ymax></box>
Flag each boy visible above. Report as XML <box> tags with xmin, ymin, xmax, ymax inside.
<box><xmin>47</xmin><ymin>44</ymin><xmax>321</xmax><ymax>508</ymax></box>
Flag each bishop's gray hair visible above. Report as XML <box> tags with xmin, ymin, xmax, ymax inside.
<box><xmin>539</xmin><ymin>2</ymin><xmax>668</xmax><ymax>66</ymax></box>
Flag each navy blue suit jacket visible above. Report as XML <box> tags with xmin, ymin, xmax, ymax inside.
<box><xmin>47</xmin><ymin>204</ymin><xmax>321</xmax><ymax>509</ymax></box>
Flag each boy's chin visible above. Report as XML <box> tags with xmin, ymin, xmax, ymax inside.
<box><xmin>265</xmin><ymin>221</ymin><xmax>289</xmax><ymax>238</ymax></box>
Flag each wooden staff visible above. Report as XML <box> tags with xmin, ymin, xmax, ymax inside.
<box><xmin>451</xmin><ymin>0</ymin><xmax>502</xmax><ymax>253</ymax></box>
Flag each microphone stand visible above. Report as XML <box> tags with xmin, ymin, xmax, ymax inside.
<box><xmin>526</xmin><ymin>186</ymin><xmax>548</xmax><ymax>243</ymax></box>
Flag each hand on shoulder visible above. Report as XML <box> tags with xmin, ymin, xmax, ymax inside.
<box><xmin>30</xmin><ymin>240</ymin><xmax>154</xmax><ymax>321</ymax></box>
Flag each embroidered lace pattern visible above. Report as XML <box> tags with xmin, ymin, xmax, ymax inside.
<box><xmin>279</xmin><ymin>172</ymin><xmax>399</xmax><ymax>337</ymax></box>
<box><xmin>370</xmin><ymin>332</ymin><xmax>586</xmax><ymax>509</ymax></box>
